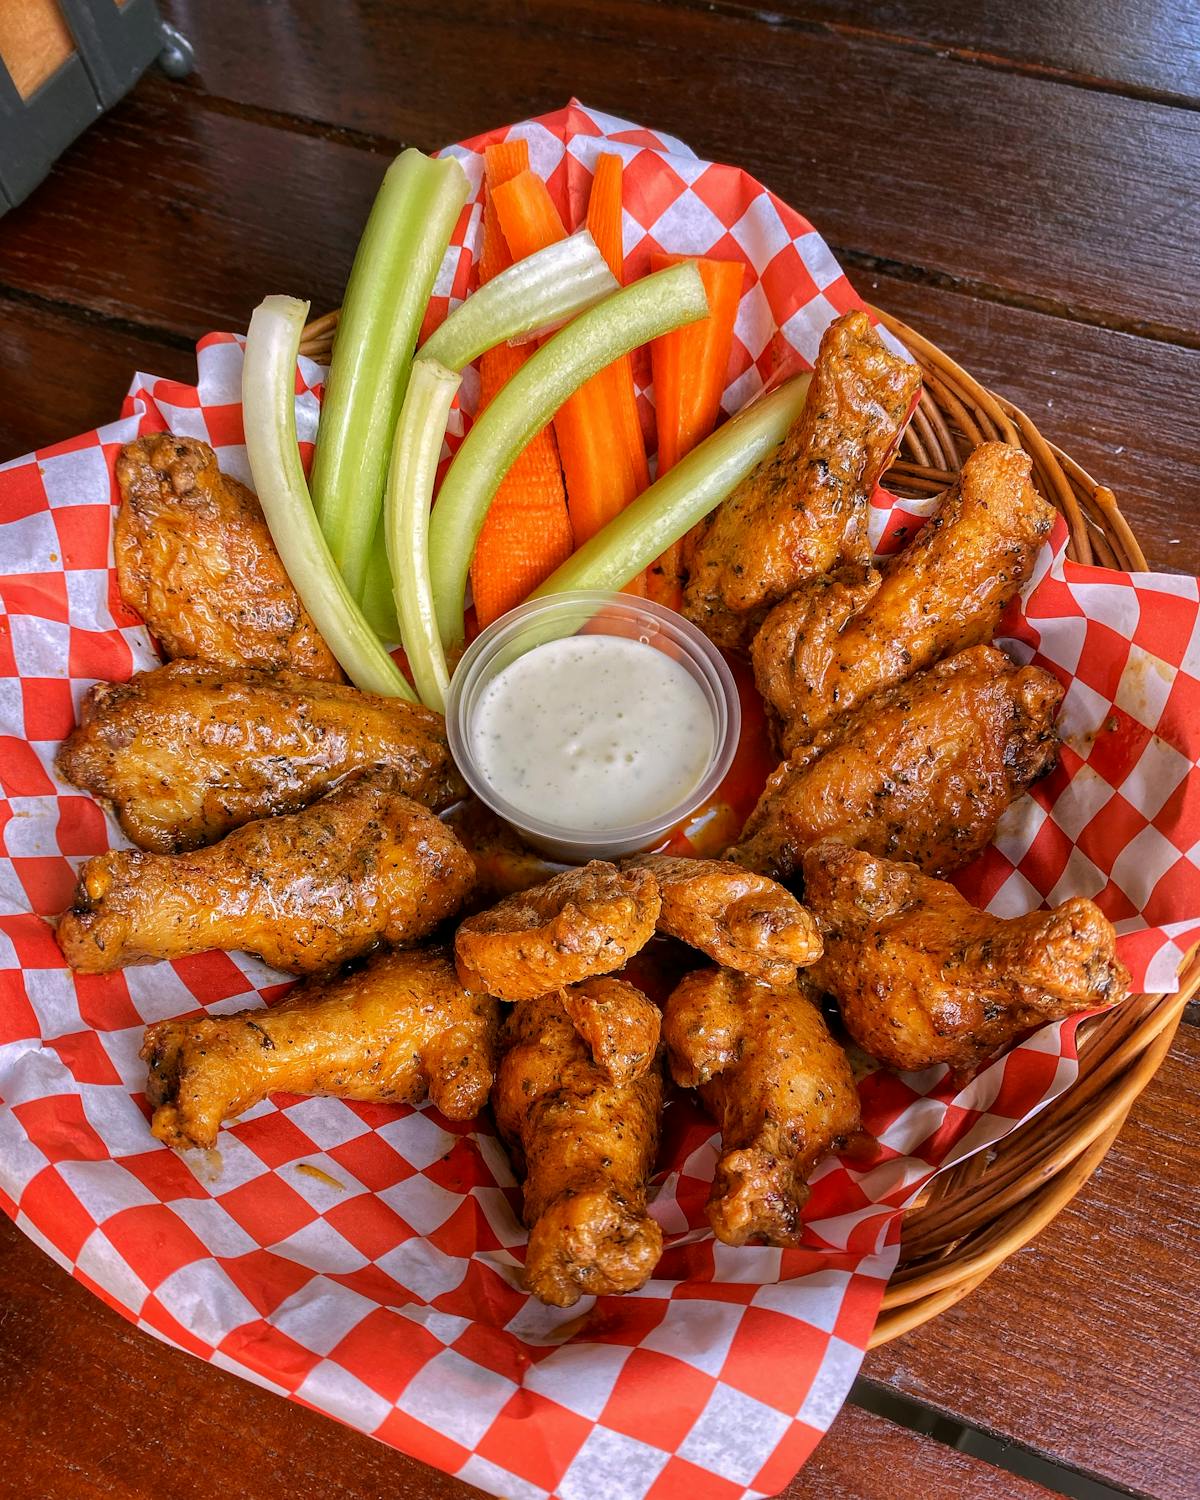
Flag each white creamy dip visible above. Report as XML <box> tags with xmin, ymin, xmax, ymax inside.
<box><xmin>468</xmin><ymin>634</ymin><xmax>716</xmax><ymax>832</ymax></box>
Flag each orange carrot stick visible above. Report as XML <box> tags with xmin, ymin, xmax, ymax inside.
<box><xmin>645</xmin><ymin>252</ymin><xmax>744</xmax><ymax>609</ymax></box>
<box><xmin>468</xmin><ymin>143</ymin><xmax>574</xmax><ymax>627</ymax></box>
<box><xmin>493</xmin><ymin>170</ymin><xmax>646</xmax><ymax>545</ymax></box>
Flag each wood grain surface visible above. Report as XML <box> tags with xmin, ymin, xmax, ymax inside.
<box><xmin>1</xmin><ymin>1</ymin><xmax>1196</xmax><ymax>1495</ymax></box>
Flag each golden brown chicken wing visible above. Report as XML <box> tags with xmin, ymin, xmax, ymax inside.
<box><xmin>57</xmin><ymin>767</ymin><xmax>475</xmax><ymax>976</ymax></box>
<box><xmin>803</xmin><ymin>841</ymin><xmax>1128</xmax><ymax>1073</ymax></box>
<box><xmin>728</xmin><ymin>645</ymin><xmax>1062</xmax><ymax>882</ymax></box>
<box><xmin>559</xmin><ymin>976</ymin><xmax>661</xmax><ymax>1085</ymax></box>
<box><xmin>682</xmin><ymin>311</ymin><xmax>920</xmax><ymax>650</ymax></box>
<box><xmin>624</xmin><ymin>853</ymin><xmax>821</xmax><ymax>984</ymax></box>
<box><xmin>142</xmin><ymin>945</ymin><xmax>499</xmax><ymax>1151</ymax></box>
<box><xmin>57</xmin><ymin>660</ymin><xmax>465</xmax><ymax>853</ymax></box>
<box><xmin>663</xmin><ymin>966</ymin><xmax>860</xmax><ymax>1246</ymax></box>
<box><xmin>752</xmin><ymin>442</ymin><xmax>1055</xmax><ymax>753</ymax></box>
<box><xmin>115</xmin><ymin>434</ymin><xmax>341</xmax><ymax>679</ymax></box>
<box><xmin>493</xmin><ymin>987</ymin><xmax>664</xmax><ymax>1306</ymax></box>
<box><xmin>454</xmin><ymin>860</ymin><xmax>660</xmax><ymax>1000</ymax></box>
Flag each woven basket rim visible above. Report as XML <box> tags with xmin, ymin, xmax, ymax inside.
<box><xmin>298</xmin><ymin>303</ymin><xmax>1185</xmax><ymax>1345</ymax></box>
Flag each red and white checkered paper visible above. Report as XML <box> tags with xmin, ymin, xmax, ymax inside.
<box><xmin>2</xmin><ymin>101</ymin><xmax>1199</xmax><ymax>1500</ymax></box>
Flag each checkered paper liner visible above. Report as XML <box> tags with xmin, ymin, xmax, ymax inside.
<box><xmin>2</xmin><ymin>100</ymin><xmax>1199</xmax><ymax>1500</ymax></box>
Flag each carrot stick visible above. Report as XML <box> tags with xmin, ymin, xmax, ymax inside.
<box><xmin>646</xmin><ymin>252</ymin><xmax>744</xmax><ymax>609</ymax></box>
<box><xmin>493</xmin><ymin>169</ymin><xmax>646</xmax><ymax>545</ymax></box>
<box><xmin>468</xmin><ymin>143</ymin><xmax>574</xmax><ymax>627</ymax></box>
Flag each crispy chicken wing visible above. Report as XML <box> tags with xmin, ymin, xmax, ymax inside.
<box><xmin>682</xmin><ymin>311</ymin><xmax>920</xmax><ymax>649</ymax></box>
<box><xmin>663</xmin><ymin>966</ymin><xmax>860</xmax><ymax>1246</ymax></box>
<box><xmin>142</xmin><ymin>945</ymin><xmax>499</xmax><ymax>1151</ymax></box>
<box><xmin>493</xmin><ymin>987</ymin><xmax>664</xmax><ymax>1306</ymax></box>
<box><xmin>728</xmin><ymin>645</ymin><xmax>1062</xmax><ymax>882</ymax></box>
<box><xmin>454</xmin><ymin>860</ymin><xmax>660</xmax><ymax>1000</ymax></box>
<box><xmin>624</xmin><ymin>853</ymin><xmax>821</xmax><ymax>984</ymax></box>
<box><xmin>57</xmin><ymin>660</ymin><xmax>465</xmax><ymax>853</ymax></box>
<box><xmin>752</xmin><ymin>442</ymin><xmax>1055</xmax><ymax>753</ymax></box>
<box><xmin>115</xmin><ymin>434</ymin><xmax>341</xmax><ymax>679</ymax></box>
<box><xmin>57</xmin><ymin>767</ymin><xmax>475</xmax><ymax>976</ymax></box>
<box><xmin>803</xmin><ymin>842</ymin><xmax>1129</xmax><ymax>1073</ymax></box>
<box><xmin>559</xmin><ymin>976</ymin><xmax>661</xmax><ymax>1085</ymax></box>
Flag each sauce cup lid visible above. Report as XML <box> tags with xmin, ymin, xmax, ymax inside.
<box><xmin>446</xmin><ymin>590</ymin><xmax>741</xmax><ymax>862</ymax></box>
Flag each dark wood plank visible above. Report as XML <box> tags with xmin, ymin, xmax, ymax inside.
<box><xmin>863</xmin><ymin>1023</ymin><xmax>1200</xmax><ymax>1500</ymax></box>
<box><xmin>0</xmin><ymin>1214</ymin><xmax>481</xmax><ymax>1500</ymax></box>
<box><xmin>713</xmin><ymin>0</ymin><xmax>1200</xmax><ymax>105</ymax></box>
<box><xmin>866</xmin><ymin>269</ymin><xmax>1200</xmax><ymax>575</ymax></box>
<box><xmin>0</xmin><ymin>299</ymin><xmax>195</xmax><ymax>462</ymax></box>
<box><xmin>154</xmin><ymin>0</ymin><xmax>1200</xmax><ymax>340</ymax></box>
<box><xmin>794</xmin><ymin>1404</ymin><xmax>1054</xmax><ymax>1500</ymax></box>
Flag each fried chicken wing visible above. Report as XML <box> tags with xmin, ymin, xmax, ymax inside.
<box><xmin>683</xmin><ymin>311</ymin><xmax>920</xmax><ymax>649</ymax></box>
<box><xmin>753</xmin><ymin>442</ymin><xmax>1055</xmax><ymax>753</ymax></box>
<box><xmin>559</xmin><ymin>976</ymin><xmax>661</xmax><ymax>1085</ymax></box>
<box><xmin>142</xmin><ymin>945</ymin><xmax>499</xmax><ymax>1151</ymax></box>
<box><xmin>57</xmin><ymin>767</ymin><xmax>475</xmax><ymax>976</ymax></box>
<box><xmin>57</xmin><ymin>660</ymin><xmax>466</xmax><ymax>853</ymax></box>
<box><xmin>454</xmin><ymin>860</ymin><xmax>661</xmax><ymax>1000</ymax></box>
<box><xmin>493</xmin><ymin>987</ymin><xmax>664</xmax><ymax>1306</ymax></box>
<box><xmin>663</xmin><ymin>966</ymin><xmax>860</xmax><ymax>1246</ymax></box>
<box><xmin>624</xmin><ymin>853</ymin><xmax>821</xmax><ymax>984</ymax></box>
<box><xmin>115</xmin><ymin>434</ymin><xmax>341</xmax><ymax>679</ymax></box>
<box><xmin>803</xmin><ymin>842</ymin><xmax>1129</xmax><ymax>1073</ymax></box>
<box><xmin>728</xmin><ymin>645</ymin><xmax>1063</xmax><ymax>882</ymax></box>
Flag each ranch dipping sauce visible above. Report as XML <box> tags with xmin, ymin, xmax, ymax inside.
<box><xmin>469</xmin><ymin>634</ymin><xmax>716</xmax><ymax>832</ymax></box>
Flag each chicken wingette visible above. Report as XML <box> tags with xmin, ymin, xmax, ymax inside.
<box><xmin>683</xmin><ymin>310</ymin><xmax>920</xmax><ymax>650</ymax></box>
<box><xmin>727</xmin><ymin>645</ymin><xmax>1062</xmax><ymax>882</ymax></box>
<box><xmin>663</xmin><ymin>966</ymin><xmax>861</xmax><ymax>1246</ymax></box>
<box><xmin>752</xmin><ymin>442</ymin><xmax>1055</xmax><ymax>754</ymax></box>
<box><xmin>803</xmin><ymin>841</ymin><xmax>1129</xmax><ymax>1073</ymax></box>
<box><xmin>57</xmin><ymin>660</ymin><xmax>465</xmax><ymax>853</ymax></box>
<box><xmin>57</xmin><ymin>767</ymin><xmax>475</xmax><ymax>975</ymax></box>
<box><xmin>623</xmin><ymin>853</ymin><xmax>822</xmax><ymax>984</ymax></box>
<box><xmin>493</xmin><ymin>986</ymin><xmax>664</xmax><ymax>1306</ymax></box>
<box><xmin>115</xmin><ymin>434</ymin><xmax>341</xmax><ymax>679</ymax></box>
<box><xmin>142</xmin><ymin>946</ymin><xmax>499</xmax><ymax>1151</ymax></box>
<box><xmin>454</xmin><ymin>861</ymin><xmax>660</xmax><ymax>1001</ymax></box>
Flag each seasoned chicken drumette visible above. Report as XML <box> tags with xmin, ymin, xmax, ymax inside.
<box><xmin>624</xmin><ymin>854</ymin><xmax>821</xmax><ymax>984</ymax></box>
<box><xmin>560</xmin><ymin>977</ymin><xmax>661</xmax><ymax>1085</ymax></box>
<box><xmin>663</xmin><ymin>967</ymin><xmax>861</xmax><ymax>1246</ymax></box>
<box><xmin>57</xmin><ymin>767</ymin><xmax>475</xmax><ymax>976</ymax></box>
<box><xmin>803</xmin><ymin>842</ymin><xmax>1129</xmax><ymax>1073</ymax></box>
<box><xmin>142</xmin><ymin>946</ymin><xmax>499</xmax><ymax>1151</ymax></box>
<box><xmin>728</xmin><ymin>645</ymin><xmax>1063</xmax><ymax>882</ymax></box>
<box><xmin>454</xmin><ymin>860</ymin><xmax>660</xmax><ymax>1000</ymax></box>
<box><xmin>115</xmin><ymin>434</ymin><xmax>341</xmax><ymax>679</ymax></box>
<box><xmin>57</xmin><ymin>660</ymin><xmax>465</xmax><ymax>853</ymax></box>
<box><xmin>683</xmin><ymin>311</ymin><xmax>920</xmax><ymax>649</ymax></box>
<box><xmin>752</xmin><ymin>442</ymin><xmax>1055</xmax><ymax>754</ymax></box>
<box><xmin>493</xmin><ymin>986</ymin><xmax>664</xmax><ymax>1307</ymax></box>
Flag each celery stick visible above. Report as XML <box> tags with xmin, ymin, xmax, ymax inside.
<box><xmin>310</xmin><ymin>149</ymin><xmax>470</xmax><ymax>601</ymax></box>
<box><xmin>428</xmin><ymin>261</ymin><xmax>709</xmax><ymax>649</ymax></box>
<box><xmin>360</xmin><ymin>521</ymin><xmax>402</xmax><ymax>641</ymax></box>
<box><xmin>385</xmin><ymin>359</ymin><xmax>462</xmax><ymax>711</ymax></box>
<box><xmin>533</xmin><ymin>376</ymin><xmax>812</xmax><ymax>596</ymax></box>
<box><xmin>420</xmin><ymin>230</ymin><xmax>617</xmax><ymax>372</ymax></box>
<box><xmin>243</xmin><ymin>294</ymin><xmax>418</xmax><ymax>700</ymax></box>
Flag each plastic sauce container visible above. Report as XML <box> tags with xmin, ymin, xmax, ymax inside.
<box><xmin>446</xmin><ymin>591</ymin><xmax>740</xmax><ymax>861</ymax></box>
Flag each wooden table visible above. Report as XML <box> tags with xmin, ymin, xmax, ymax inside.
<box><xmin>3</xmin><ymin>4</ymin><xmax>1198</xmax><ymax>1497</ymax></box>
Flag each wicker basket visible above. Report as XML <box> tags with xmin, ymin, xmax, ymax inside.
<box><xmin>298</xmin><ymin>305</ymin><xmax>1199</xmax><ymax>1347</ymax></box>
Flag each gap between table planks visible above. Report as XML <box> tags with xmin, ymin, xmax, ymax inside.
<box><xmin>2</xmin><ymin>1</ymin><xmax>1198</xmax><ymax>1492</ymax></box>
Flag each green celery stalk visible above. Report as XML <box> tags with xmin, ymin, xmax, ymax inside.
<box><xmin>533</xmin><ymin>375</ymin><xmax>812</xmax><ymax>596</ymax></box>
<box><xmin>419</xmin><ymin>230</ymin><xmax>617</xmax><ymax>372</ymax></box>
<box><xmin>384</xmin><ymin>359</ymin><xmax>462</xmax><ymax>711</ymax></box>
<box><xmin>428</xmin><ymin>261</ymin><xmax>709</xmax><ymax>650</ymax></box>
<box><xmin>310</xmin><ymin>149</ymin><xmax>470</xmax><ymax>602</ymax></box>
<box><xmin>242</xmin><ymin>294</ymin><xmax>418</xmax><ymax>700</ymax></box>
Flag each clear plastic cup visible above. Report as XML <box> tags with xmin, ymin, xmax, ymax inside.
<box><xmin>446</xmin><ymin>590</ymin><xmax>740</xmax><ymax>862</ymax></box>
